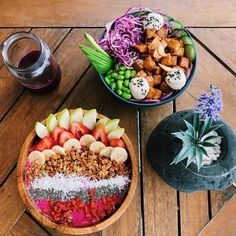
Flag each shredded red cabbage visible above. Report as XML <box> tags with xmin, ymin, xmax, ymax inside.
<box><xmin>99</xmin><ymin>12</ymin><xmax>146</xmax><ymax>67</ymax></box>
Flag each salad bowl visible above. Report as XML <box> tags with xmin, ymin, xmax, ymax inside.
<box><xmin>17</xmin><ymin>108</ymin><xmax>138</xmax><ymax>235</ymax></box>
<box><xmin>80</xmin><ymin>7</ymin><xmax>197</xmax><ymax>107</ymax></box>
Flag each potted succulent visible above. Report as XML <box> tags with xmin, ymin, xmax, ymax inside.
<box><xmin>148</xmin><ymin>85</ymin><xmax>236</xmax><ymax>192</ymax></box>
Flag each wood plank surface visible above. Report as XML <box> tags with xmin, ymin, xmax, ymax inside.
<box><xmin>140</xmin><ymin>105</ymin><xmax>179</xmax><ymax>236</ymax></box>
<box><xmin>61</xmin><ymin>67</ymin><xmax>141</xmax><ymax>236</ymax></box>
<box><xmin>7</xmin><ymin>213</ymin><xmax>48</xmax><ymax>236</ymax></box>
<box><xmin>0</xmin><ymin>28</ymin><xmax>70</xmax><ymax>121</ymax></box>
<box><xmin>0</xmin><ymin>28</ymin><xmax>102</xmax><ymax>184</ymax></box>
<box><xmin>198</xmin><ymin>194</ymin><xmax>236</xmax><ymax>236</ymax></box>
<box><xmin>190</xmin><ymin>28</ymin><xmax>236</xmax><ymax>73</ymax></box>
<box><xmin>0</xmin><ymin>170</ymin><xmax>25</xmax><ymax>235</ymax></box>
<box><xmin>0</xmin><ymin>0</ymin><xmax>235</xmax><ymax>27</ymax></box>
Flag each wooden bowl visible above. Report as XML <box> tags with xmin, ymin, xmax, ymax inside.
<box><xmin>17</xmin><ymin>110</ymin><xmax>138</xmax><ymax>235</ymax></box>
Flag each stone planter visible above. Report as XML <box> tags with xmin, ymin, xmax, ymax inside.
<box><xmin>148</xmin><ymin>110</ymin><xmax>236</xmax><ymax>192</ymax></box>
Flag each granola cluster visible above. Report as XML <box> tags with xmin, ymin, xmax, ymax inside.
<box><xmin>26</xmin><ymin>149</ymin><xmax>130</xmax><ymax>183</ymax></box>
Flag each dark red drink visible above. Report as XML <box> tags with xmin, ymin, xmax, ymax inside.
<box><xmin>2</xmin><ymin>32</ymin><xmax>61</xmax><ymax>92</ymax></box>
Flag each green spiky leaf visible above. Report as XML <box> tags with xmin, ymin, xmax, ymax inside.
<box><xmin>195</xmin><ymin>147</ymin><xmax>203</xmax><ymax>171</ymax></box>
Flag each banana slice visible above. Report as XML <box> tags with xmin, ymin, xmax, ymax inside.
<box><xmin>110</xmin><ymin>147</ymin><xmax>128</xmax><ymax>163</ymax></box>
<box><xmin>63</xmin><ymin>138</ymin><xmax>81</xmax><ymax>151</ymax></box>
<box><xmin>89</xmin><ymin>141</ymin><xmax>106</xmax><ymax>154</ymax></box>
<box><xmin>100</xmin><ymin>147</ymin><xmax>113</xmax><ymax>157</ymax></box>
<box><xmin>28</xmin><ymin>151</ymin><xmax>45</xmax><ymax>166</ymax></box>
<box><xmin>42</xmin><ymin>149</ymin><xmax>56</xmax><ymax>159</ymax></box>
<box><xmin>80</xmin><ymin>134</ymin><xmax>96</xmax><ymax>146</ymax></box>
<box><xmin>51</xmin><ymin>145</ymin><xmax>66</xmax><ymax>155</ymax></box>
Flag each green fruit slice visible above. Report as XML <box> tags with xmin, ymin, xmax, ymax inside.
<box><xmin>96</xmin><ymin>117</ymin><xmax>109</xmax><ymax>127</ymax></box>
<box><xmin>184</xmin><ymin>45</ymin><xmax>196</xmax><ymax>62</ymax></box>
<box><xmin>107</xmin><ymin>128</ymin><xmax>125</xmax><ymax>140</ymax></box>
<box><xmin>35</xmin><ymin>122</ymin><xmax>49</xmax><ymax>138</ymax></box>
<box><xmin>181</xmin><ymin>36</ymin><xmax>193</xmax><ymax>46</ymax></box>
<box><xmin>82</xmin><ymin>109</ymin><xmax>97</xmax><ymax>130</ymax></box>
<box><xmin>70</xmin><ymin>108</ymin><xmax>83</xmax><ymax>124</ymax></box>
<box><xmin>105</xmin><ymin>119</ymin><xmax>120</xmax><ymax>133</ymax></box>
<box><xmin>58</xmin><ymin>108</ymin><xmax>70</xmax><ymax>130</ymax></box>
<box><xmin>171</xmin><ymin>20</ymin><xmax>184</xmax><ymax>30</ymax></box>
<box><xmin>46</xmin><ymin>114</ymin><xmax>58</xmax><ymax>132</ymax></box>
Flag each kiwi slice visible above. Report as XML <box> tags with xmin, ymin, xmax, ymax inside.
<box><xmin>184</xmin><ymin>45</ymin><xmax>196</xmax><ymax>62</ymax></box>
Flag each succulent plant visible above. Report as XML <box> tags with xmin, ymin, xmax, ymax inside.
<box><xmin>171</xmin><ymin>113</ymin><xmax>223</xmax><ymax>171</ymax></box>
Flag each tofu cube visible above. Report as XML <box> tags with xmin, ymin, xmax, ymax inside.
<box><xmin>153</xmin><ymin>75</ymin><xmax>162</xmax><ymax>86</ymax></box>
<box><xmin>146</xmin><ymin>29</ymin><xmax>156</xmax><ymax>39</ymax></box>
<box><xmin>159</xmin><ymin>81</ymin><xmax>172</xmax><ymax>93</ymax></box>
<box><xmin>134</xmin><ymin>44</ymin><xmax>148</xmax><ymax>53</ymax></box>
<box><xmin>160</xmin><ymin>55</ymin><xmax>172</xmax><ymax>66</ymax></box>
<box><xmin>178</xmin><ymin>57</ymin><xmax>190</xmax><ymax>69</ymax></box>
<box><xmin>144</xmin><ymin>56</ymin><xmax>156</xmax><ymax>71</ymax></box>
<box><xmin>133</xmin><ymin>59</ymin><xmax>144</xmax><ymax>71</ymax></box>
<box><xmin>156</xmin><ymin>27</ymin><xmax>168</xmax><ymax>39</ymax></box>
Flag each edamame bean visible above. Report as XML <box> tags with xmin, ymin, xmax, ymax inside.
<box><xmin>104</xmin><ymin>76</ymin><xmax>110</xmax><ymax>85</ymax></box>
<box><xmin>120</xmin><ymin>66</ymin><xmax>126</xmax><ymax>71</ymax></box>
<box><xmin>111</xmin><ymin>72</ymin><xmax>118</xmax><ymax>78</ymax></box>
<box><xmin>124</xmin><ymin>80</ymin><xmax>129</xmax><ymax>87</ymax></box>
<box><xmin>126</xmin><ymin>89</ymin><xmax>131</xmax><ymax>94</ymax></box>
<box><xmin>111</xmin><ymin>82</ymin><xmax>116</xmax><ymax>91</ymax></box>
<box><xmin>122</xmin><ymin>87</ymin><xmax>128</xmax><ymax>92</ymax></box>
<box><xmin>107</xmin><ymin>69</ymin><xmax>113</xmax><ymax>75</ymax></box>
<box><xmin>116</xmin><ymin>90</ymin><xmax>123</xmax><ymax>96</ymax></box>
<box><xmin>115</xmin><ymin>64</ymin><xmax>120</xmax><ymax>71</ymax></box>
<box><xmin>131</xmin><ymin>70</ymin><xmax>136</xmax><ymax>77</ymax></box>
<box><xmin>116</xmin><ymin>80</ymin><xmax>123</xmax><ymax>90</ymax></box>
<box><xmin>122</xmin><ymin>93</ymin><xmax>132</xmax><ymax>99</ymax></box>
<box><xmin>119</xmin><ymin>71</ymin><xmax>125</xmax><ymax>75</ymax></box>
<box><xmin>124</xmin><ymin>70</ymin><xmax>131</xmax><ymax>79</ymax></box>
<box><xmin>117</xmin><ymin>75</ymin><xmax>124</xmax><ymax>80</ymax></box>
<box><xmin>110</xmin><ymin>78</ymin><xmax>115</xmax><ymax>83</ymax></box>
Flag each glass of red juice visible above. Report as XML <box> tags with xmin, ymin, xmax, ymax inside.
<box><xmin>2</xmin><ymin>32</ymin><xmax>61</xmax><ymax>92</ymax></box>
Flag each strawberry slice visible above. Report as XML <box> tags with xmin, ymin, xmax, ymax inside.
<box><xmin>92</xmin><ymin>125</ymin><xmax>108</xmax><ymax>145</ymax></box>
<box><xmin>70</xmin><ymin>122</ymin><xmax>90</xmax><ymax>139</ymax></box>
<box><xmin>51</xmin><ymin>127</ymin><xmax>66</xmax><ymax>143</ymax></box>
<box><xmin>109</xmin><ymin>138</ymin><xmax>126</xmax><ymax>148</ymax></box>
<box><xmin>58</xmin><ymin>131</ymin><xmax>74</xmax><ymax>146</ymax></box>
<box><xmin>35</xmin><ymin>136</ymin><xmax>55</xmax><ymax>152</ymax></box>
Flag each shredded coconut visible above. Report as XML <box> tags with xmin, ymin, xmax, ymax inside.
<box><xmin>31</xmin><ymin>173</ymin><xmax>130</xmax><ymax>194</ymax></box>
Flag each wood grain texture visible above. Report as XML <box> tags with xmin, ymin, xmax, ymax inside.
<box><xmin>0</xmin><ymin>170</ymin><xmax>25</xmax><ymax>235</ymax></box>
<box><xmin>190</xmin><ymin>28</ymin><xmax>236</xmax><ymax>73</ymax></box>
<box><xmin>0</xmin><ymin>28</ymin><xmax>70</xmax><ymax>121</ymax></box>
<box><xmin>140</xmin><ymin>104</ymin><xmax>179</xmax><ymax>236</ymax></box>
<box><xmin>176</xmin><ymin>36</ymin><xmax>236</xmax><ymax>235</ymax></box>
<box><xmin>17</xmin><ymin>109</ymin><xmax>138</xmax><ymax>235</ymax></box>
<box><xmin>0</xmin><ymin>28</ymin><xmax>102</xmax><ymax>184</ymax></box>
<box><xmin>198</xmin><ymin>194</ymin><xmax>236</xmax><ymax>236</ymax></box>
<box><xmin>141</xmin><ymin>0</ymin><xmax>236</xmax><ymax>27</ymax></box>
<box><xmin>61</xmin><ymin>67</ymin><xmax>142</xmax><ymax>236</ymax></box>
<box><xmin>0</xmin><ymin>0</ymin><xmax>137</xmax><ymax>27</ymax></box>
<box><xmin>7</xmin><ymin>213</ymin><xmax>48</xmax><ymax>236</ymax></box>
<box><xmin>0</xmin><ymin>0</ymin><xmax>235</xmax><ymax>27</ymax></box>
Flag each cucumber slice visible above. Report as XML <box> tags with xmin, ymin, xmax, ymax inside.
<box><xmin>173</xmin><ymin>29</ymin><xmax>187</xmax><ymax>38</ymax></box>
<box><xmin>163</xmin><ymin>14</ymin><xmax>173</xmax><ymax>22</ymax></box>
<box><xmin>184</xmin><ymin>45</ymin><xmax>196</xmax><ymax>62</ymax></box>
<box><xmin>181</xmin><ymin>36</ymin><xmax>193</xmax><ymax>46</ymax></box>
<box><xmin>171</xmin><ymin>20</ymin><xmax>184</xmax><ymax>30</ymax></box>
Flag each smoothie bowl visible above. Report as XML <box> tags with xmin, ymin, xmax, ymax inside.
<box><xmin>80</xmin><ymin>7</ymin><xmax>197</xmax><ymax>107</ymax></box>
<box><xmin>17</xmin><ymin>108</ymin><xmax>138</xmax><ymax>235</ymax></box>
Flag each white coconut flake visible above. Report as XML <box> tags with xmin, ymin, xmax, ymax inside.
<box><xmin>31</xmin><ymin>173</ymin><xmax>130</xmax><ymax>193</ymax></box>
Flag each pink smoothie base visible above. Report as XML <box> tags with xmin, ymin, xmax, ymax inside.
<box><xmin>35</xmin><ymin>195</ymin><xmax>124</xmax><ymax>227</ymax></box>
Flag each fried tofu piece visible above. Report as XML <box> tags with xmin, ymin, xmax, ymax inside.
<box><xmin>144</xmin><ymin>56</ymin><xmax>156</xmax><ymax>71</ymax></box>
<box><xmin>159</xmin><ymin>81</ymin><xmax>172</xmax><ymax>93</ymax></box>
<box><xmin>146</xmin><ymin>29</ymin><xmax>156</xmax><ymax>39</ymax></box>
<box><xmin>147</xmin><ymin>87</ymin><xmax>156</xmax><ymax>99</ymax></box>
<box><xmin>153</xmin><ymin>75</ymin><xmax>162</xmax><ymax>86</ymax></box>
<box><xmin>136</xmin><ymin>70</ymin><xmax>147</xmax><ymax>78</ymax></box>
<box><xmin>167</xmin><ymin>38</ymin><xmax>181</xmax><ymax>51</ymax></box>
<box><xmin>144</xmin><ymin>70</ymin><xmax>153</xmax><ymax>76</ymax></box>
<box><xmin>172</xmin><ymin>47</ymin><xmax>184</xmax><ymax>57</ymax></box>
<box><xmin>148</xmin><ymin>37</ymin><xmax>162</xmax><ymax>53</ymax></box>
<box><xmin>145</xmin><ymin>76</ymin><xmax>155</xmax><ymax>87</ymax></box>
<box><xmin>161</xmin><ymin>39</ymin><xmax>168</xmax><ymax>48</ymax></box>
<box><xmin>160</xmin><ymin>55</ymin><xmax>172</xmax><ymax>66</ymax></box>
<box><xmin>134</xmin><ymin>44</ymin><xmax>148</xmax><ymax>53</ymax></box>
<box><xmin>133</xmin><ymin>59</ymin><xmax>144</xmax><ymax>71</ymax></box>
<box><xmin>171</xmin><ymin>56</ymin><xmax>177</xmax><ymax>66</ymax></box>
<box><xmin>156</xmin><ymin>27</ymin><xmax>168</xmax><ymax>39</ymax></box>
<box><xmin>153</xmin><ymin>66</ymin><xmax>162</xmax><ymax>75</ymax></box>
<box><xmin>153</xmin><ymin>89</ymin><xmax>163</xmax><ymax>99</ymax></box>
<box><xmin>179</xmin><ymin>56</ymin><xmax>189</xmax><ymax>69</ymax></box>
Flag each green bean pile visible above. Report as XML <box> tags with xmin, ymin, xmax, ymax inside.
<box><xmin>104</xmin><ymin>64</ymin><xmax>137</xmax><ymax>99</ymax></box>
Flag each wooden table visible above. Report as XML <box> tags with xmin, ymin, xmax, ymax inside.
<box><xmin>0</xmin><ymin>1</ymin><xmax>236</xmax><ymax>236</ymax></box>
